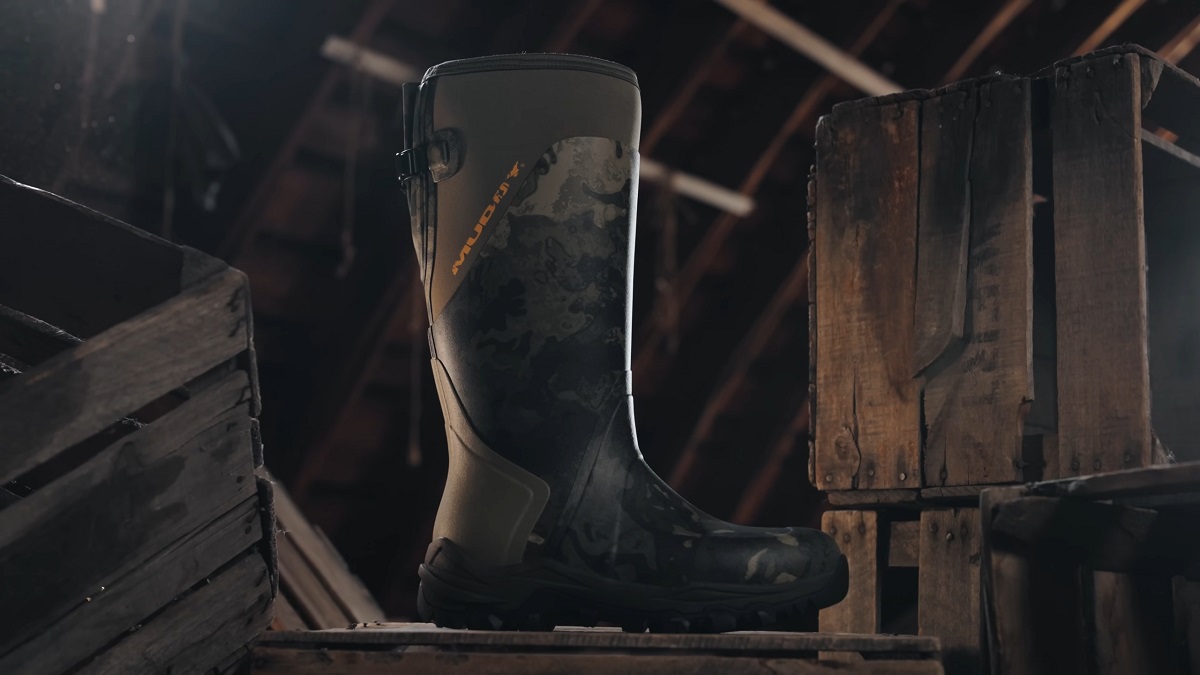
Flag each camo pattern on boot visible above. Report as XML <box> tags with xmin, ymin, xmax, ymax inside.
<box><xmin>433</xmin><ymin>137</ymin><xmax>839</xmax><ymax>588</ymax></box>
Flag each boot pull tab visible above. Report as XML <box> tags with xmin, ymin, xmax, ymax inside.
<box><xmin>397</xmin><ymin>121</ymin><xmax>464</xmax><ymax>185</ymax></box>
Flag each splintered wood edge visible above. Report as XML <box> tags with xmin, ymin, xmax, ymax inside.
<box><xmin>256</xmin><ymin>626</ymin><xmax>942</xmax><ymax>655</ymax></box>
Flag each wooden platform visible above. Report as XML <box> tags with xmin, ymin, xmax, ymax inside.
<box><xmin>250</xmin><ymin>624</ymin><xmax>943</xmax><ymax>674</ymax></box>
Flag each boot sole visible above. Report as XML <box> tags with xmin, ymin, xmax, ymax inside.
<box><xmin>416</xmin><ymin>539</ymin><xmax>850</xmax><ymax>633</ymax></box>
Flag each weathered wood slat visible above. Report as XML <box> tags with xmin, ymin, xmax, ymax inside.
<box><xmin>0</xmin><ymin>303</ymin><xmax>81</xmax><ymax>366</ymax></box>
<box><xmin>813</xmin><ymin>100</ymin><xmax>921</xmax><ymax>491</ymax></box>
<box><xmin>249</xmin><ymin>650</ymin><xmax>945</xmax><ymax>674</ymax></box>
<box><xmin>79</xmin><ymin>551</ymin><xmax>273</xmax><ymax>675</ymax></box>
<box><xmin>1051</xmin><ymin>52</ymin><xmax>1151</xmax><ymax>477</ymax></box>
<box><xmin>257</xmin><ymin>624</ymin><xmax>941</xmax><ymax>655</ymax></box>
<box><xmin>918</xmin><ymin>508</ymin><xmax>981</xmax><ymax>674</ymax></box>
<box><xmin>0</xmin><ymin>371</ymin><xmax>256</xmax><ymax>654</ymax></box>
<box><xmin>0</xmin><ymin>268</ymin><xmax>251</xmax><ymax>486</ymax></box>
<box><xmin>277</xmin><ymin>529</ymin><xmax>355</xmax><ymax>629</ymax></box>
<box><xmin>0</xmin><ymin>175</ymin><xmax>184</xmax><ymax>338</ymax></box>
<box><xmin>273</xmin><ymin>473</ymin><xmax>385</xmax><ymax>625</ymax></box>
<box><xmin>888</xmin><ymin>520</ymin><xmax>920</xmax><ymax>568</ymax></box>
<box><xmin>271</xmin><ymin>593</ymin><xmax>308</xmax><ymax>631</ymax></box>
<box><xmin>819</xmin><ymin>510</ymin><xmax>880</xmax><ymax>633</ymax></box>
<box><xmin>923</xmin><ymin>77</ymin><xmax>1033</xmax><ymax>487</ymax></box>
<box><xmin>826</xmin><ymin>489</ymin><xmax>919</xmax><ymax>507</ymax></box>
<box><xmin>913</xmin><ymin>89</ymin><xmax>974</xmax><ymax>376</ymax></box>
<box><xmin>1028</xmin><ymin>460</ymin><xmax>1200</xmax><ymax>500</ymax></box>
<box><xmin>0</xmin><ymin>497</ymin><xmax>263</xmax><ymax>674</ymax></box>
<box><xmin>1092</xmin><ymin>571</ymin><xmax>1178</xmax><ymax>674</ymax></box>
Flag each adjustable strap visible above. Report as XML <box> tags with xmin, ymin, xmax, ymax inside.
<box><xmin>397</xmin><ymin>82</ymin><xmax>463</xmax><ymax>183</ymax></box>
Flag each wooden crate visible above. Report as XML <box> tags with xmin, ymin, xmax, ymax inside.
<box><xmin>268</xmin><ymin>471</ymin><xmax>386</xmax><ymax>630</ymax></box>
<box><xmin>810</xmin><ymin>44</ymin><xmax>1200</xmax><ymax>495</ymax></box>
<box><xmin>809</xmin><ymin>44</ymin><xmax>1200</xmax><ymax>672</ymax></box>
<box><xmin>250</xmin><ymin>624</ymin><xmax>945</xmax><ymax>674</ymax></box>
<box><xmin>0</xmin><ymin>176</ymin><xmax>277</xmax><ymax>674</ymax></box>
<box><xmin>981</xmin><ymin>461</ymin><xmax>1200</xmax><ymax>675</ymax></box>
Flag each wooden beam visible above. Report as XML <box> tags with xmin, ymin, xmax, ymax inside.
<box><xmin>712</xmin><ymin>0</ymin><xmax>901</xmax><ymax>95</ymax></box>
<box><xmin>542</xmin><ymin>0</ymin><xmax>604</xmax><ymax>54</ymax></box>
<box><xmin>730</xmin><ymin>405</ymin><xmax>808</xmax><ymax>524</ymax></box>
<box><xmin>1159</xmin><ymin>13</ymin><xmax>1200</xmax><ymax>65</ymax></box>
<box><xmin>1073</xmin><ymin>0</ymin><xmax>1147</xmax><ymax>56</ymax></box>
<box><xmin>941</xmin><ymin>0</ymin><xmax>1033</xmax><ymax>84</ymax></box>
<box><xmin>632</xmin><ymin>0</ymin><xmax>901</xmax><ymax>381</ymax></box>
<box><xmin>217</xmin><ymin>0</ymin><xmax>398</xmax><ymax>261</ymax></box>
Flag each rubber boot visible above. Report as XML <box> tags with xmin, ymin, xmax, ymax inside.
<box><xmin>398</xmin><ymin>53</ymin><xmax>848</xmax><ymax>633</ymax></box>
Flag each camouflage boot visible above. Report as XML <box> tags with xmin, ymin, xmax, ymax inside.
<box><xmin>398</xmin><ymin>53</ymin><xmax>848</xmax><ymax>633</ymax></box>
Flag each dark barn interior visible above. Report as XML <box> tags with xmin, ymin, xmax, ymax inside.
<box><xmin>4</xmin><ymin>1</ymin><xmax>1200</xmax><ymax>673</ymax></box>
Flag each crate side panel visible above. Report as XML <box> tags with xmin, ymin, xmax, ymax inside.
<box><xmin>918</xmin><ymin>508</ymin><xmax>982</xmax><ymax>674</ymax></box>
<box><xmin>1051</xmin><ymin>52</ymin><xmax>1151</xmax><ymax>476</ymax></box>
<box><xmin>923</xmin><ymin>78</ymin><xmax>1034</xmax><ymax>487</ymax></box>
<box><xmin>819</xmin><ymin>510</ymin><xmax>881</xmax><ymax>633</ymax></box>
<box><xmin>813</xmin><ymin>101</ymin><xmax>921</xmax><ymax>491</ymax></box>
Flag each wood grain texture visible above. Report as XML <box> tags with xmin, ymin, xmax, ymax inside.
<box><xmin>1029</xmin><ymin>460</ymin><xmax>1200</xmax><ymax>501</ymax></box>
<box><xmin>258</xmin><ymin>624</ymin><xmax>941</xmax><ymax>655</ymax></box>
<box><xmin>913</xmin><ymin>89</ymin><xmax>974</xmax><ymax>376</ymax></box>
<box><xmin>0</xmin><ymin>175</ymin><xmax>184</xmax><ymax>338</ymax></box>
<box><xmin>1051</xmin><ymin>52</ymin><xmax>1151</xmax><ymax>477</ymax></box>
<box><xmin>0</xmin><ymin>371</ymin><xmax>256</xmax><ymax>654</ymax></box>
<box><xmin>826</xmin><ymin>489</ymin><xmax>919</xmax><ymax>507</ymax></box>
<box><xmin>1091</xmin><ymin>572</ymin><xmax>1177</xmax><ymax>674</ymax></box>
<box><xmin>889</xmin><ymin>520</ymin><xmax>920</xmax><ymax>568</ymax></box>
<box><xmin>0</xmin><ymin>303</ymin><xmax>80</xmax><ymax>366</ymax></box>
<box><xmin>250</xmin><ymin>649</ymin><xmax>945</xmax><ymax>674</ymax></box>
<box><xmin>79</xmin><ymin>551</ymin><xmax>273</xmax><ymax>675</ymax></box>
<box><xmin>273</xmin><ymin>476</ymin><xmax>385</xmax><ymax>625</ymax></box>
<box><xmin>819</xmin><ymin>510</ymin><xmax>881</xmax><ymax>633</ymax></box>
<box><xmin>813</xmin><ymin>100</ymin><xmax>921</xmax><ymax>491</ymax></box>
<box><xmin>918</xmin><ymin>509</ymin><xmax>981</xmax><ymax>674</ymax></box>
<box><xmin>923</xmin><ymin>77</ymin><xmax>1033</xmax><ymax>488</ymax></box>
<box><xmin>0</xmin><ymin>268</ymin><xmax>251</xmax><ymax>486</ymax></box>
<box><xmin>277</xmin><ymin>529</ymin><xmax>354</xmax><ymax>629</ymax></box>
<box><xmin>0</xmin><ymin>498</ymin><xmax>263</xmax><ymax>674</ymax></box>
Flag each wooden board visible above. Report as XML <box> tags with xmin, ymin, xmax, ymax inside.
<box><xmin>0</xmin><ymin>268</ymin><xmax>251</xmax><ymax>486</ymax></box>
<box><xmin>922</xmin><ymin>77</ymin><xmax>1033</xmax><ymax>487</ymax></box>
<box><xmin>272</xmin><ymin>473</ymin><xmax>385</xmax><ymax>628</ymax></box>
<box><xmin>889</xmin><ymin>520</ymin><xmax>920</xmax><ymax>568</ymax></box>
<box><xmin>813</xmin><ymin>100</ymin><xmax>921</xmax><ymax>491</ymax></box>
<box><xmin>250</xmin><ymin>649</ymin><xmax>945</xmax><ymax>674</ymax></box>
<box><xmin>1050</xmin><ymin>51</ymin><xmax>1151</xmax><ymax>476</ymax></box>
<box><xmin>1028</xmin><ymin>460</ymin><xmax>1200</xmax><ymax>501</ymax></box>
<box><xmin>819</xmin><ymin>510</ymin><xmax>880</xmax><ymax>633</ymax></box>
<box><xmin>78</xmin><ymin>551</ymin><xmax>273</xmax><ymax>675</ymax></box>
<box><xmin>0</xmin><ymin>371</ymin><xmax>256</xmax><ymax>653</ymax></box>
<box><xmin>257</xmin><ymin>624</ymin><xmax>942</xmax><ymax>655</ymax></box>
<box><xmin>0</xmin><ymin>175</ymin><xmax>184</xmax><ymax>338</ymax></box>
<box><xmin>1091</xmin><ymin>571</ymin><xmax>1177</xmax><ymax>674</ymax></box>
<box><xmin>918</xmin><ymin>508</ymin><xmax>981</xmax><ymax>674</ymax></box>
<box><xmin>913</xmin><ymin>89</ymin><xmax>974</xmax><ymax>376</ymax></box>
<box><xmin>0</xmin><ymin>498</ymin><xmax>263</xmax><ymax>674</ymax></box>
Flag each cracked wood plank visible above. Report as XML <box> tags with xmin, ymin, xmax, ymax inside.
<box><xmin>922</xmin><ymin>77</ymin><xmax>1034</xmax><ymax>487</ymax></box>
<box><xmin>1051</xmin><ymin>52</ymin><xmax>1151</xmax><ymax>476</ymax></box>
<box><xmin>813</xmin><ymin>100</ymin><xmax>920</xmax><ymax>491</ymax></box>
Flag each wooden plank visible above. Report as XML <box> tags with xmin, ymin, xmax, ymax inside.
<box><xmin>271</xmin><ymin>593</ymin><xmax>308</xmax><ymax>631</ymax></box>
<box><xmin>889</xmin><ymin>520</ymin><xmax>920</xmax><ymax>568</ymax></box>
<box><xmin>988</xmin><ymin>496</ymin><xmax>1200</xmax><ymax>576</ymax></box>
<box><xmin>1091</xmin><ymin>571</ymin><xmax>1178</xmax><ymax>674</ymax></box>
<box><xmin>0</xmin><ymin>303</ymin><xmax>80</xmax><ymax>366</ymax></box>
<box><xmin>272</xmin><ymin>474</ymin><xmax>385</xmax><ymax>623</ymax></box>
<box><xmin>80</xmin><ymin>551</ymin><xmax>273</xmax><ymax>675</ymax></box>
<box><xmin>0</xmin><ymin>371</ymin><xmax>256</xmax><ymax>654</ymax></box>
<box><xmin>813</xmin><ymin>100</ymin><xmax>921</xmax><ymax>490</ymax></box>
<box><xmin>0</xmin><ymin>176</ymin><xmax>183</xmax><ymax>338</ymax></box>
<box><xmin>819</xmin><ymin>511</ymin><xmax>881</xmax><ymax>633</ymax></box>
<box><xmin>1029</xmin><ymin>461</ymin><xmax>1200</xmax><ymax>501</ymax></box>
<box><xmin>826</xmin><ymin>489</ymin><xmax>919</xmax><ymax>507</ymax></box>
<box><xmin>250</xmin><ymin>649</ymin><xmax>945</xmax><ymax>674</ymax></box>
<box><xmin>0</xmin><ymin>268</ymin><xmax>250</xmax><ymax>486</ymax></box>
<box><xmin>918</xmin><ymin>508</ymin><xmax>981</xmax><ymax>674</ymax></box>
<box><xmin>258</xmin><ymin>624</ymin><xmax>941</xmax><ymax>655</ymax></box>
<box><xmin>277</xmin><ymin>530</ymin><xmax>354</xmax><ymax>629</ymax></box>
<box><xmin>981</xmin><ymin>486</ymin><xmax>1087</xmax><ymax>675</ymax></box>
<box><xmin>923</xmin><ymin>77</ymin><xmax>1033</xmax><ymax>487</ymax></box>
<box><xmin>912</xmin><ymin>89</ymin><xmax>974</xmax><ymax>377</ymax></box>
<box><xmin>0</xmin><ymin>498</ymin><xmax>263</xmax><ymax>674</ymax></box>
<box><xmin>1051</xmin><ymin>52</ymin><xmax>1151</xmax><ymax>477</ymax></box>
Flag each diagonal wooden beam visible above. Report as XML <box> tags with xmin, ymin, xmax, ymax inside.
<box><xmin>542</xmin><ymin>0</ymin><xmax>605</xmax><ymax>54</ymax></box>
<box><xmin>633</xmin><ymin>0</ymin><xmax>901</xmax><ymax>382</ymax></box>
<box><xmin>731</xmin><ymin>404</ymin><xmax>809</xmax><ymax>524</ymax></box>
<box><xmin>217</xmin><ymin>0</ymin><xmax>398</xmax><ymax>261</ymax></box>
<box><xmin>1073</xmin><ymin>0</ymin><xmax>1148</xmax><ymax>56</ymax></box>
<box><xmin>712</xmin><ymin>0</ymin><xmax>901</xmax><ymax>95</ymax></box>
<box><xmin>941</xmin><ymin>0</ymin><xmax>1033</xmax><ymax>84</ymax></box>
<box><xmin>1159</xmin><ymin>13</ymin><xmax>1200</xmax><ymax>65</ymax></box>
